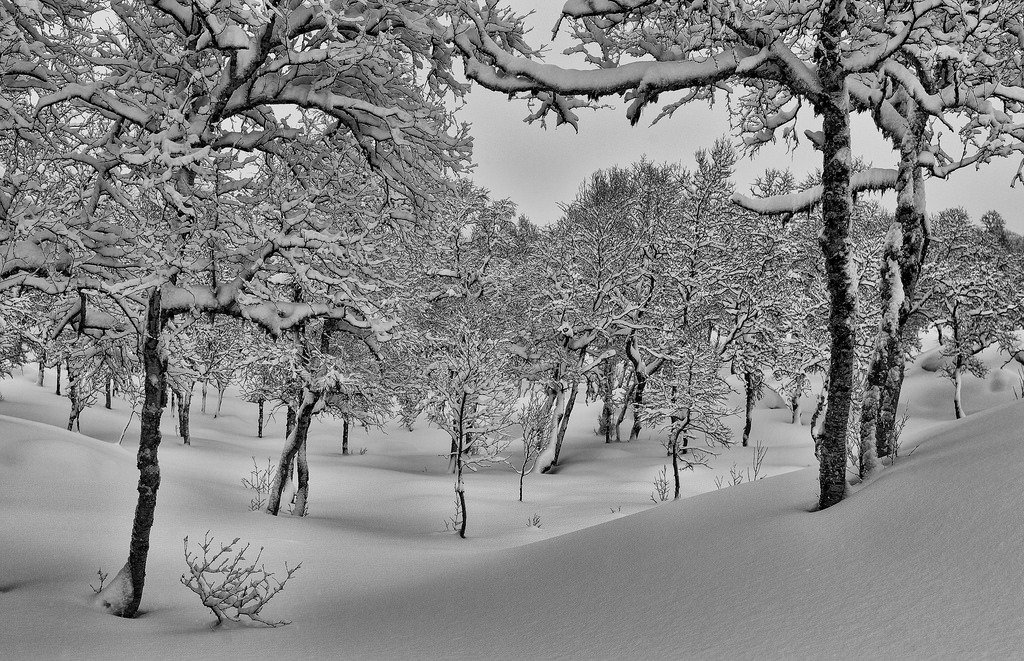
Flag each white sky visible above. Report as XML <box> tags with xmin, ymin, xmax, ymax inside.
<box><xmin>457</xmin><ymin>1</ymin><xmax>1024</xmax><ymax>232</ymax></box>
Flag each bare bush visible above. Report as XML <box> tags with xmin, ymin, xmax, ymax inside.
<box><xmin>650</xmin><ymin>465</ymin><xmax>671</xmax><ymax>503</ymax></box>
<box><xmin>714</xmin><ymin>440</ymin><xmax>767</xmax><ymax>490</ymax></box>
<box><xmin>180</xmin><ymin>533</ymin><xmax>300</xmax><ymax>627</ymax></box>
<box><xmin>90</xmin><ymin>568</ymin><xmax>108</xmax><ymax>594</ymax></box>
<box><xmin>241</xmin><ymin>457</ymin><xmax>275</xmax><ymax>511</ymax></box>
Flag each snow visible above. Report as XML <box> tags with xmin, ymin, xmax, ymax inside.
<box><xmin>1</xmin><ymin>341</ymin><xmax>1023</xmax><ymax>658</ymax></box>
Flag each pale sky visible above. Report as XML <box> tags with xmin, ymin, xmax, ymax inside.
<box><xmin>457</xmin><ymin>1</ymin><xmax>1024</xmax><ymax>233</ymax></box>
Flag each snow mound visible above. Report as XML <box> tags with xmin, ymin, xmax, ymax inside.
<box><xmin>325</xmin><ymin>401</ymin><xmax>1024</xmax><ymax>659</ymax></box>
<box><xmin>2</xmin><ymin>383</ymin><xmax>1023</xmax><ymax>658</ymax></box>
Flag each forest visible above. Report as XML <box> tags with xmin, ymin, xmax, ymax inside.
<box><xmin>2</xmin><ymin>0</ymin><xmax>1024</xmax><ymax>658</ymax></box>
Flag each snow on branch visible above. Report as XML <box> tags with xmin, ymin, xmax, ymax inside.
<box><xmin>732</xmin><ymin>168</ymin><xmax>897</xmax><ymax>216</ymax></box>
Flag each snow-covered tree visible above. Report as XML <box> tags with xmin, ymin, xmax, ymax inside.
<box><xmin>450</xmin><ymin>0</ymin><xmax>1024</xmax><ymax>509</ymax></box>
<box><xmin>423</xmin><ymin>324</ymin><xmax>515</xmax><ymax>538</ymax></box>
<box><xmin>923</xmin><ymin>208</ymin><xmax>1023</xmax><ymax>419</ymax></box>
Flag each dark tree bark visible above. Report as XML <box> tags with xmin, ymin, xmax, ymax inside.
<box><xmin>97</xmin><ymin>288</ymin><xmax>168</xmax><ymax>618</ymax></box>
<box><xmin>177</xmin><ymin>385</ymin><xmax>192</xmax><ymax>445</ymax></box>
<box><xmin>55</xmin><ymin>360</ymin><xmax>61</xmax><ymax>396</ymax></box>
<box><xmin>670</xmin><ymin>432</ymin><xmax>683</xmax><ymax>500</ymax></box>
<box><xmin>37</xmin><ymin>353</ymin><xmax>45</xmax><ymax>387</ymax></box>
<box><xmin>597</xmin><ymin>360</ymin><xmax>614</xmax><ymax>443</ymax></box>
<box><xmin>341</xmin><ymin>415</ymin><xmax>350</xmax><ymax>455</ymax></box>
<box><xmin>257</xmin><ymin>399</ymin><xmax>264</xmax><ymax>438</ymax></box>
<box><xmin>286</xmin><ymin>405</ymin><xmax>296</xmax><ymax>438</ymax></box>
<box><xmin>741</xmin><ymin>371</ymin><xmax>758</xmax><ymax>447</ymax></box>
<box><xmin>105</xmin><ymin>375</ymin><xmax>112</xmax><ymax>409</ymax></box>
<box><xmin>267</xmin><ymin>389</ymin><xmax>318</xmax><ymax>515</ymax></box>
<box><xmin>815</xmin><ymin>1</ymin><xmax>857</xmax><ymax>509</ymax></box>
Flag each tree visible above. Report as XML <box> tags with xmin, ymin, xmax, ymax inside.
<box><xmin>5</xmin><ymin>0</ymin><xmax>474</xmax><ymax>615</ymax></box>
<box><xmin>924</xmin><ymin>208</ymin><xmax>1022</xmax><ymax>419</ymax></box>
<box><xmin>450</xmin><ymin>0</ymin><xmax>1024</xmax><ymax>508</ymax></box>
<box><xmin>423</xmin><ymin>325</ymin><xmax>515</xmax><ymax>538</ymax></box>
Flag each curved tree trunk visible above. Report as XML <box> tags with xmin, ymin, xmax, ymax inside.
<box><xmin>96</xmin><ymin>287</ymin><xmax>167</xmax><ymax>618</ymax></box>
<box><xmin>266</xmin><ymin>388</ymin><xmax>319</xmax><ymax>516</ymax></box>
<box><xmin>863</xmin><ymin>98</ymin><xmax>930</xmax><ymax>463</ymax></box>
<box><xmin>815</xmin><ymin>5</ymin><xmax>857</xmax><ymax>510</ymax></box>
<box><xmin>550</xmin><ymin>379</ymin><xmax>579</xmax><ymax>469</ymax></box>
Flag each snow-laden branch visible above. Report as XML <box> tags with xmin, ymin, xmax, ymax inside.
<box><xmin>731</xmin><ymin>168</ymin><xmax>898</xmax><ymax>216</ymax></box>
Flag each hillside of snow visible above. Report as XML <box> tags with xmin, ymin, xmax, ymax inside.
<box><xmin>1</xmin><ymin>340</ymin><xmax>1022</xmax><ymax>659</ymax></box>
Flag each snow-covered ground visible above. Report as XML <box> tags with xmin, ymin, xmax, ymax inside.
<box><xmin>1</xmin><ymin>337</ymin><xmax>1022</xmax><ymax>659</ymax></box>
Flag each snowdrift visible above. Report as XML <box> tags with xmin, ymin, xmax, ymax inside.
<box><xmin>2</xmin><ymin>395</ymin><xmax>1023</xmax><ymax>658</ymax></box>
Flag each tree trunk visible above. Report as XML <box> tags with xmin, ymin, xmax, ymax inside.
<box><xmin>292</xmin><ymin>437</ymin><xmax>309</xmax><ymax>516</ymax></box>
<box><xmin>598</xmin><ymin>360</ymin><xmax>614</xmax><ymax>443</ymax></box>
<box><xmin>551</xmin><ymin>379</ymin><xmax>579</xmax><ymax>468</ymax></box>
<box><xmin>342</xmin><ymin>416</ymin><xmax>350</xmax><ymax>455</ymax></box>
<box><xmin>790</xmin><ymin>375</ymin><xmax>804</xmax><ymax>424</ymax></box>
<box><xmin>66</xmin><ymin>363</ymin><xmax>80</xmax><ymax>431</ymax></box>
<box><xmin>814</xmin><ymin>5</ymin><xmax>857</xmax><ymax>510</ymax></box>
<box><xmin>742</xmin><ymin>371</ymin><xmax>757</xmax><ymax>447</ymax></box>
<box><xmin>614</xmin><ymin>383</ymin><xmax>633</xmax><ymax>442</ymax></box>
<box><xmin>55</xmin><ymin>360</ymin><xmax>62</xmax><ymax>396</ymax></box>
<box><xmin>201</xmin><ymin>379</ymin><xmax>208</xmax><ymax>414</ymax></box>
<box><xmin>37</xmin><ymin>353</ymin><xmax>45</xmax><ymax>387</ymax></box>
<box><xmin>864</xmin><ymin>99</ymin><xmax>930</xmax><ymax>462</ymax></box>
<box><xmin>876</xmin><ymin>358</ymin><xmax>905</xmax><ymax>453</ymax></box>
<box><xmin>286</xmin><ymin>405</ymin><xmax>296</xmax><ymax>438</ymax></box>
<box><xmin>105</xmin><ymin>375</ymin><xmax>112</xmax><ymax>409</ymax></box>
<box><xmin>953</xmin><ymin>365</ymin><xmax>965</xmax><ymax>419</ymax></box>
<box><xmin>214</xmin><ymin>384</ymin><xmax>226</xmax><ymax>418</ymax></box>
<box><xmin>96</xmin><ymin>287</ymin><xmax>167</xmax><ymax>618</ymax></box>
<box><xmin>257</xmin><ymin>399</ymin><xmax>264</xmax><ymax>438</ymax></box>
<box><xmin>628</xmin><ymin>371</ymin><xmax>646</xmax><ymax>442</ymax></box>
<box><xmin>455</xmin><ymin>390</ymin><xmax>468</xmax><ymax>538</ymax></box>
<box><xmin>266</xmin><ymin>389</ymin><xmax>319</xmax><ymax>516</ymax></box>
<box><xmin>177</xmin><ymin>386</ymin><xmax>192</xmax><ymax>445</ymax></box>
<box><xmin>670</xmin><ymin>433</ymin><xmax>682</xmax><ymax>500</ymax></box>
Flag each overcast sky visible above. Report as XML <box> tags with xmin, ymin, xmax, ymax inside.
<box><xmin>456</xmin><ymin>2</ymin><xmax>1024</xmax><ymax>233</ymax></box>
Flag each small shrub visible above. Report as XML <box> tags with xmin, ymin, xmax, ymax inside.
<box><xmin>650</xmin><ymin>465</ymin><xmax>671</xmax><ymax>503</ymax></box>
<box><xmin>527</xmin><ymin>513</ymin><xmax>542</xmax><ymax>528</ymax></box>
<box><xmin>181</xmin><ymin>532</ymin><xmax>300</xmax><ymax>628</ymax></box>
<box><xmin>358</xmin><ymin>447</ymin><xmax>368</xmax><ymax>455</ymax></box>
<box><xmin>890</xmin><ymin>410</ymin><xmax>917</xmax><ymax>465</ymax></box>
<box><xmin>241</xmin><ymin>457</ymin><xmax>275</xmax><ymax>511</ymax></box>
<box><xmin>90</xmin><ymin>568</ymin><xmax>108</xmax><ymax>594</ymax></box>
<box><xmin>715</xmin><ymin>440</ymin><xmax>767</xmax><ymax>489</ymax></box>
